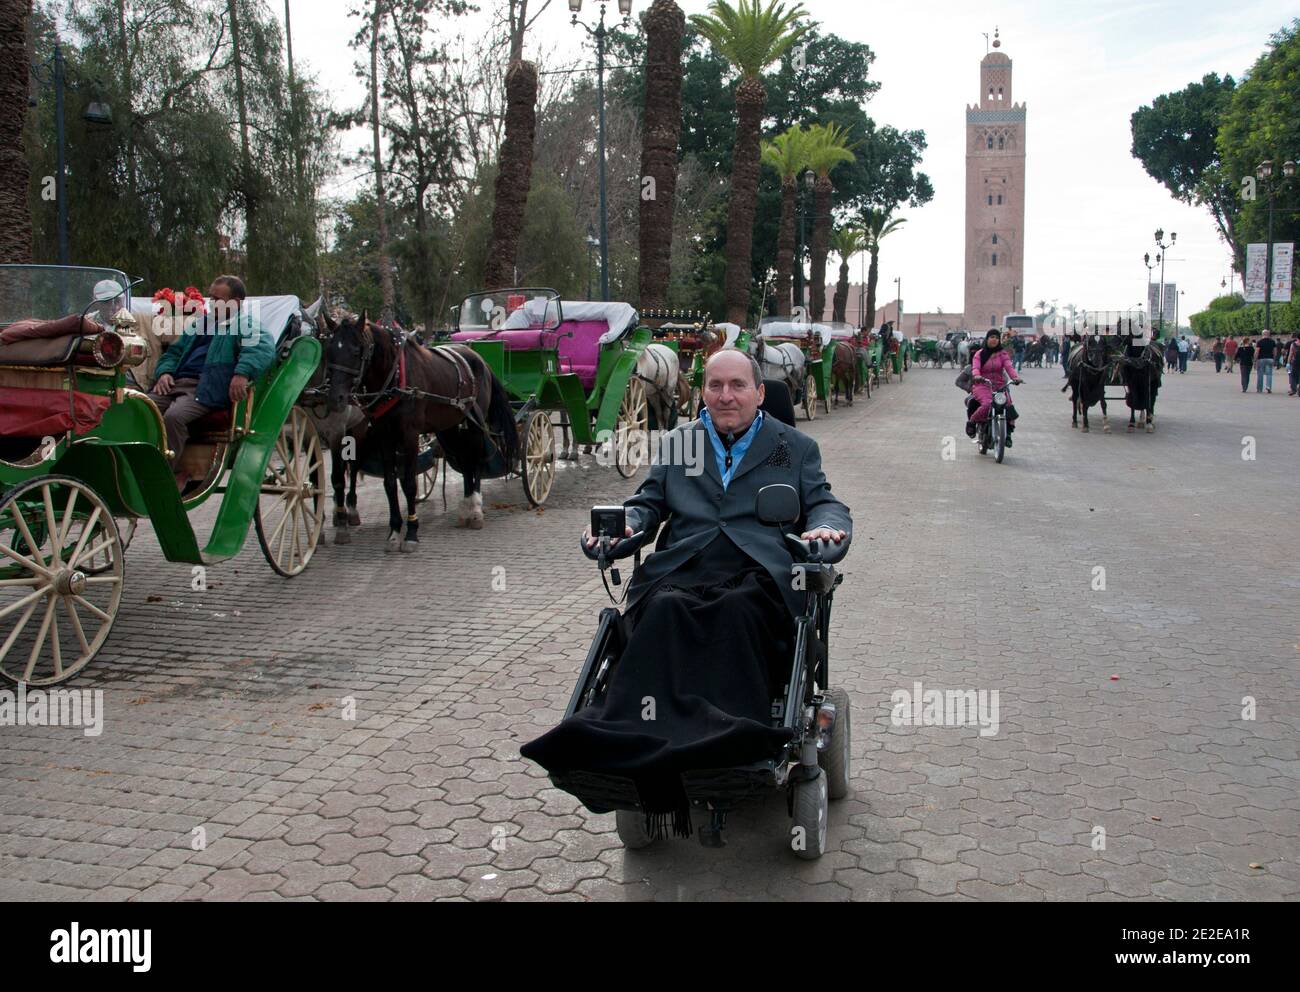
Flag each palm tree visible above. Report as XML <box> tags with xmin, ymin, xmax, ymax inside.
<box><xmin>860</xmin><ymin>207</ymin><xmax>906</xmax><ymax>330</ymax></box>
<box><xmin>805</xmin><ymin>122</ymin><xmax>855</xmax><ymax>321</ymax></box>
<box><xmin>691</xmin><ymin>0</ymin><xmax>810</xmax><ymax>326</ymax></box>
<box><xmin>639</xmin><ymin>0</ymin><xmax>686</xmax><ymax>310</ymax></box>
<box><xmin>0</xmin><ymin>0</ymin><xmax>34</xmax><ymax>263</ymax></box>
<box><xmin>486</xmin><ymin>1</ymin><xmax>543</xmax><ymax>289</ymax></box>
<box><xmin>760</xmin><ymin>125</ymin><xmax>810</xmax><ymax>316</ymax></box>
<box><xmin>830</xmin><ymin>227</ymin><xmax>865</xmax><ymax>324</ymax></box>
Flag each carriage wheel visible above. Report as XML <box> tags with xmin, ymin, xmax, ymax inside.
<box><xmin>416</xmin><ymin>434</ymin><xmax>438</xmax><ymax>505</ymax></box>
<box><xmin>803</xmin><ymin>376</ymin><xmax>819</xmax><ymax>421</ymax></box>
<box><xmin>0</xmin><ymin>477</ymin><xmax>123</xmax><ymax>687</ymax></box>
<box><xmin>255</xmin><ymin>407</ymin><xmax>326</xmax><ymax>578</ymax></box>
<box><xmin>82</xmin><ymin>517</ymin><xmax>137</xmax><ymax>576</ymax></box>
<box><xmin>615</xmin><ymin>378</ymin><xmax>650</xmax><ymax>479</ymax></box>
<box><xmin>521</xmin><ymin>411</ymin><xmax>557</xmax><ymax>508</ymax></box>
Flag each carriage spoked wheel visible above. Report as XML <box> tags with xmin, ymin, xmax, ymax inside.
<box><xmin>803</xmin><ymin>376</ymin><xmax>819</xmax><ymax>421</ymax></box>
<box><xmin>255</xmin><ymin>407</ymin><xmax>326</xmax><ymax>578</ymax></box>
<box><xmin>416</xmin><ymin>434</ymin><xmax>439</xmax><ymax>505</ymax></box>
<box><xmin>82</xmin><ymin>518</ymin><xmax>137</xmax><ymax>576</ymax></box>
<box><xmin>0</xmin><ymin>476</ymin><xmax>124</xmax><ymax>687</ymax></box>
<box><xmin>615</xmin><ymin>378</ymin><xmax>650</xmax><ymax>480</ymax></box>
<box><xmin>521</xmin><ymin>410</ymin><xmax>557</xmax><ymax>508</ymax></box>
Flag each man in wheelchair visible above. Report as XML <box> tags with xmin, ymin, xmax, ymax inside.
<box><xmin>522</xmin><ymin>350</ymin><xmax>852</xmax><ymax>847</ymax></box>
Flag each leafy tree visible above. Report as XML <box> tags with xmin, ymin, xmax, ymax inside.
<box><xmin>690</xmin><ymin>0</ymin><xmax>810</xmax><ymax>325</ymax></box>
<box><xmin>1</xmin><ymin>0</ymin><xmax>34</xmax><ymax>262</ymax></box>
<box><xmin>1217</xmin><ymin>21</ymin><xmax>1300</xmax><ymax>267</ymax></box>
<box><xmin>761</xmin><ymin>125</ymin><xmax>809</xmax><ymax>315</ymax></box>
<box><xmin>804</xmin><ymin>122</ymin><xmax>855</xmax><ymax>320</ymax></box>
<box><xmin>830</xmin><ymin>226</ymin><xmax>864</xmax><ymax>323</ymax></box>
<box><xmin>1131</xmin><ymin>73</ymin><xmax>1239</xmax><ymax>261</ymax></box>
<box><xmin>859</xmin><ymin>207</ymin><xmax>905</xmax><ymax>329</ymax></box>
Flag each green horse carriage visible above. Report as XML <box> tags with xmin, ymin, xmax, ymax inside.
<box><xmin>0</xmin><ymin>265</ymin><xmax>325</xmax><ymax>686</ymax></box>
<box><xmin>449</xmin><ymin>290</ymin><xmax>652</xmax><ymax>506</ymax></box>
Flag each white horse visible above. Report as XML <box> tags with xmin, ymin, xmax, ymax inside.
<box><xmin>957</xmin><ymin>338</ymin><xmax>975</xmax><ymax>366</ymax></box>
<box><xmin>750</xmin><ymin>337</ymin><xmax>807</xmax><ymax>394</ymax></box>
<box><xmin>636</xmin><ymin>343</ymin><xmax>682</xmax><ymax>432</ymax></box>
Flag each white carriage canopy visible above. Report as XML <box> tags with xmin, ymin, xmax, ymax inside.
<box><xmin>502</xmin><ymin>299</ymin><xmax>639</xmax><ymax>344</ymax></box>
<box><xmin>131</xmin><ymin>295</ymin><xmax>305</xmax><ymax>343</ymax></box>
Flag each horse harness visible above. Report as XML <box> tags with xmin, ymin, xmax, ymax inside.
<box><xmin>330</xmin><ymin>324</ymin><xmax>484</xmax><ymax>427</ymax></box>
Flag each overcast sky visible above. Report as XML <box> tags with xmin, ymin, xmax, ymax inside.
<box><xmin>279</xmin><ymin>0</ymin><xmax>1297</xmax><ymax>319</ymax></box>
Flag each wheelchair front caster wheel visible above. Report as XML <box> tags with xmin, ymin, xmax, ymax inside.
<box><xmin>791</xmin><ymin>769</ymin><xmax>829</xmax><ymax>861</ymax></box>
<box><xmin>615</xmin><ymin>810</ymin><xmax>656</xmax><ymax>850</ymax></box>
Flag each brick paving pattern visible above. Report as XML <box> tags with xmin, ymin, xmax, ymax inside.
<box><xmin>1</xmin><ymin>362</ymin><xmax>1296</xmax><ymax>901</ymax></box>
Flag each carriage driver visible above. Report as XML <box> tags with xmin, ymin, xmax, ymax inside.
<box><xmin>150</xmin><ymin>276</ymin><xmax>276</xmax><ymax>486</ymax></box>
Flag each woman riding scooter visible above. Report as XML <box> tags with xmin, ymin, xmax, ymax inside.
<box><xmin>966</xmin><ymin>329</ymin><xmax>1024</xmax><ymax>445</ymax></box>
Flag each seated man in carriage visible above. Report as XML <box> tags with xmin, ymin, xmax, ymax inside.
<box><xmin>150</xmin><ymin>276</ymin><xmax>275</xmax><ymax>485</ymax></box>
<box><xmin>522</xmin><ymin>349</ymin><xmax>851</xmax><ymax>834</ymax></box>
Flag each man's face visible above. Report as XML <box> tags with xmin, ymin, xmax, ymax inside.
<box><xmin>209</xmin><ymin>282</ymin><xmax>237</xmax><ymax>322</ymax></box>
<box><xmin>703</xmin><ymin>352</ymin><xmax>763</xmax><ymax>436</ymax></box>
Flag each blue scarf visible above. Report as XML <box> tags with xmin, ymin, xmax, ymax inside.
<box><xmin>701</xmin><ymin>409</ymin><xmax>765</xmax><ymax>490</ymax></box>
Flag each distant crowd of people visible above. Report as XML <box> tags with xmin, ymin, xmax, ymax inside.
<box><xmin>1207</xmin><ymin>331</ymin><xmax>1300</xmax><ymax>395</ymax></box>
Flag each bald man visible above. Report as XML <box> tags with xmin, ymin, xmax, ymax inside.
<box><xmin>524</xmin><ymin>350</ymin><xmax>853</xmax><ymax>829</ymax></box>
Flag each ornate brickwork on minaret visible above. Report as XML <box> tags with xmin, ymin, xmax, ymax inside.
<box><xmin>964</xmin><ymin>29</ymin><xmax>1027</xmax><ymax>330</ymax></box>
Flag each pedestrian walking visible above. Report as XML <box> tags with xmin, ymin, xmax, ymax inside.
<box><xmin>1287</xmin><ymin>332</ymin><xmax>1300</xmax><ymax>396</ymax></box>
<box><xmin>1165</xmin><ymin>338</ymin><xmax>1179</xmax><ymax>372</ymax></box>
<box><xmin>1177</xmin><ymin>335</ymin><xmax>1190</xmax><ymax>374</ymax></box>
<box><xmin>1225</xmin><ymin>335</ymin><xmax>1239</xmax><ymax>373</ymax></box>
<box><xmin>1238</xmin><ymin>337</ymin><xmax>1256</xmax><ymax>393</ymax></box>
<box><xmin>1255</xmin><ymin>330</ymin><xmax>1276</xmax><ymax>393</ymax></box>
<box><xmin>1212</xmin><ymin>337</ymin><xmax>1225</xmax><ymax>373</ymax></box>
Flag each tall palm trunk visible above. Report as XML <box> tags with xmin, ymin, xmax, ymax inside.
<box><xmin>485</xmin><ymin>59</ymin><xmax>538</xmax><ymax>289</ymax></box>
<box><xmin>775</xmin><ymin>177</ymin><xmax>795</xmax><ymax>315</ymax></box>
<box><xmin>865</xmin><ymin>248</ymin><xmax>880</xmax><ymax>329</ymax></box>
<box><xmin>809</xmin><ymin>177</ymin><xmax>831</xmax><ymax>321</ymax></box>
<box><xmin>368</xmin><ymin>0</ymin><xmax>395</xmax><ymax>320</ymax></box>
<box><xmin>0</xmin><ymin>0</ymin><xmax>33</xmax><ymax>263</ymax></box>
<box><xmin>638</xmin><ymin>0</ymin><xmax>684</xmax><ymax>310</ymax></box>
<box><xmin>722</xmin><ymin>76</ymin><xmax>765</xmax><ymax>326</ymax></box>
<box><xmin>833</xmin><ymin>257</ymin><xmax>850</xmax><ymax>323</ymax></box>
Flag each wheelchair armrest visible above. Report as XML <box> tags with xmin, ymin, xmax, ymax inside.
<box><xmin>580</xmin><ymin>531</ymin><xmax>649</xmax><ymax>563</ymax></box>
<box><xmin>784</xmin><ymin>533</ymin><xmax>851</xmax><ymax>566</ymax></box>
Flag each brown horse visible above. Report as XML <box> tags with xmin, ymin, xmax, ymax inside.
<box><xmin>326</xmin><ymin>312</ymin><xmax>518</xmax><ymax>551</ymax></box>
<box><xmin>830</xmin><ymin>340</ymin><xmax>858</xmax><ymax>407</ymax></box>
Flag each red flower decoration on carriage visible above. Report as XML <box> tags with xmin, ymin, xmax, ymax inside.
<box><xmin>152</xmin><ymin>286</ymin><xmax>208</xmax><ymax>319</ymax></box>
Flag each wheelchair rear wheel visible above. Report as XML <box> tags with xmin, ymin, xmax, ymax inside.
<box><xmin>819</xmin><ymin>687</ymin><xmax>852</xmax><ymax>800</ymax></box>
<box><xmin>615</xmin><ymin>810</ymin><xmax>655</xmax><ymax>850</ymax></box>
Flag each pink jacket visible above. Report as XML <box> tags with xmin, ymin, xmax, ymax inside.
<box><xmin>973</xmin><ymin>348</ymin><xmax>1017</xmax><ymax>391</ymax></box>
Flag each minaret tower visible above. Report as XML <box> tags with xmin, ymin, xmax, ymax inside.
<box><xmin>964</xmin><ymin>28</ymin><xmax>1027</xmax><ymax>329</ymax></box>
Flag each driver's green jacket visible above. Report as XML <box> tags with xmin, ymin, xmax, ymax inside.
<box><xmin>154</xmin><ymin>310</ymin><xmax>275</xmax><ymax>409</ymax></box>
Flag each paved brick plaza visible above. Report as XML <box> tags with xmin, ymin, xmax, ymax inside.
<box><xmin>1</xmin><ymin>362</ymin><xmax>1296</xmax><ymax>901</ymax></box>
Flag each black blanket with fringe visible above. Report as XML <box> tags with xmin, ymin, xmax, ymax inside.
<box><xmin>521</xmin><ymin>537</ymin><xmax>795</xmax><ymax>837</ymax></box>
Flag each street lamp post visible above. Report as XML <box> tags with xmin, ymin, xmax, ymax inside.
<box><xmin>894</xmin><ymin>276</ymin><xmax>902</xmax><ymax>331</ymax></box>
<box><xmin>30</xmin><ymin>43</ymin><xmax>114</xmax><ymax>266</ymax></box>
<box><xmin>1255</xmin><ymin>159</ymin><xmax>1297</xmax><ymax>334</ymax></box>
<box><xmin>794</xmin><ymin>170</ymin><xmax>813</xmax><ymax>314</ymax></box>
<box><xmin>1144</xmin><ymin>252</ymin><xmax>1159</xmax><ymax>319</ymax></box>
<box><xmin>1154</xmin><ymin>229</ymin><xmax>1176</xmax><ymax>338</ymax></box>
<box><xmin>570</xmin><ymin>0</ymin><xmax>632</xmax><ymax>302</ymax></box>
<box><xmin>585</xmin><ymin>228</ymin><xmax>599</xmax><ymax>300</ymax></box>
